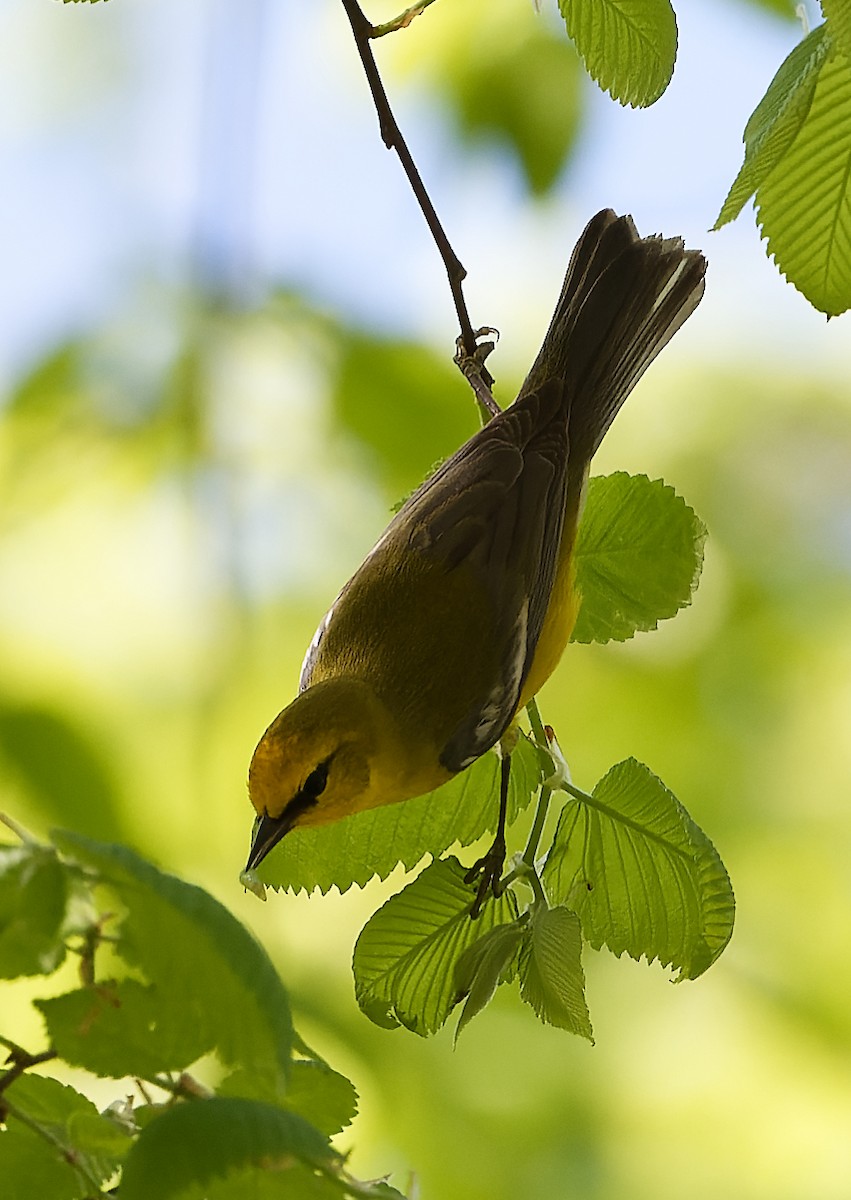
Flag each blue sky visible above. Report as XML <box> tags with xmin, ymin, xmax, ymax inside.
<box><xmin>0</xmin><ymin>0</ymin><xmax>845</xmax><ymax>384</ymax></box>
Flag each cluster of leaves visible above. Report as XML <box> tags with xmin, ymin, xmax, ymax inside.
<box><xmin>390</xmin><ymin>0</ymin><xmax>848</xmax><ymax>311</ymax></box>
<box><xmin>59</xmin><ymin>0</ymin><xmax>851</xmax><ymax>308</ymax></box>
<box><xmin>715</xmin><ymin>12</ymin><xmax>851</xmax><ymax>315</ymax></box>
<box><xmin>250</xmin><ymin>472</ymin><xmax>736</xmax><ymax>1042</ymax></box>
<box><xmin>0</xmin><ymin>831</ymin><xmax>405</xmax><ymax>1200</ymax></box>
<box><xmin>531</xmin><ymin>0</ymin><xmax>851</xmax><ymax>314</ymax></box>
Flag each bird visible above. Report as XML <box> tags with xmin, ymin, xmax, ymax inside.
<box><xmin>244</xmin><ymin>209</ymin><xmax>706</xmax><ymax>911</ymax></box>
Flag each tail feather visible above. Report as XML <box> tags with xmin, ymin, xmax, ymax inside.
<box><xmin>518</xmin><ymin>211</ymin><xmax>706</xmax><ymax>468</ymax></box>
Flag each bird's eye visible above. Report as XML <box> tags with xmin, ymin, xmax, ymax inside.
<box><xmin>302</xmin><ymin>760</ymin><xmax>330</xmax><ymax>799</ymax></box>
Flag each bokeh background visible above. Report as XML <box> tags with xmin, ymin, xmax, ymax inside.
<box><xmin>2</xmin><ymin>0</ymin><xmax>851</xmax><ymax>1196</ymax></box>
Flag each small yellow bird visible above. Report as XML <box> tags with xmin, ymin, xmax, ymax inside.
<box><xmin>245</xmin><ymin>210</ymin><xmax>706</xmax><ymax>904</ymax></box>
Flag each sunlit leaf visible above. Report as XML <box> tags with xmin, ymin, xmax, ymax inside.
<box><xmin>542</xmin><ymin>759</ymin><xmax>734</xmax><ymax>979</ymax></box>
<box><xmin>518</xmin><ymin>905</ymin><xmax>593</xmax><ymax>1039</ymax></box>
<box><xmin>822</xmin><ymin>0</ymin><xmax>851</xmax><ymax>62</ymax></box>
<box><xmin>353</xmin><ymin>857</ymin><xmax>518</xmax><ymax>1035</ymax></box>
<box><xmin>756</xmin><ymin>40</ymin><xmax>851</xmax><ymax>315</ymax></box>
<box><xmin>257</xmin><ymin>733</ymin><xmax>543</xmax><ymax>895</ymax></box>
<box><xmin>558</xmin><ymin>0</ymin><xmax>677</xmax><ymax>107</ymax></box>
<box><xmin>571</xmin><ymin>473</ymin><xmax>706</xmax><ymax>644</ymax></box>
<box><xmin>453</xmin><ymin>917</ymin><xmax>528</xmax><ymax>1040</ymax></box>
<box><xmin>51</xmin><ymin>833</ymin><xmax>293</xmax><ymax>1090</ymax></box>
<box><xmin>714</xmin><ymin>24</ymin><xmax>832</xmax><ymax>229</ymax></box>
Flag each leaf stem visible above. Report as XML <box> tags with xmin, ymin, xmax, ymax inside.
<box><xmin>521</xmin><ymin>698</ymin><xmax>555</xmax><ymax>865</ymax></box>
<box><xmin>0</xmin><ymin>811</ymin><xmax>39</xmax><ymax>845</ymax></box>
<box><xmin>525</xmin><ymin>697</ymin><xmax>547</xmax><ymax>747</ymax></box>
<box><xmin>527</xmin><ymin>866</ymin><xmax>549</xmax><ymax>909</ymax></box>
<box><xmin>521</xmin><ymin>784</ymin><xmax>552</xmax><ymax>869</ymax></box>
<box><xmin>338</xmin><ymin>0</ymin><xmax>495</xmax><ymax>394</ymax></box>
<box><xmin>561</xmin><ymin>780</ymin><xmax>595</xmax><ymax>805</ymax></box>
<box><xmin>145</xmin><ymin>1071</ymin><xmax>213</xmax><ymax>1101</ymax></box>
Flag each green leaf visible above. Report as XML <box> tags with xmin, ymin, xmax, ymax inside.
<box><xmin>283</xmin><ymin>1059</ymin><xmax>359</xmax><ymax>1137</ymax></box>
<box><xmin>352</xmin><ymin>857</ymin><xmax>518</xmax><ymax>1035</ymax></box>
<box><xmin>220</xmin><ymin>1056</ymin><xmax>359</xmax><ymax>1137</ymax></box>
<box><xmin>558</xmin><ymin>0</ymin><xmax>677</xmax><ymax>107</ymax></box>
<box><xmin>518</xmin><ymin>905</ymin><xmax>593</xmax><ymax>1039</ymax></box>
<box><xmin>36</xmin><ymin>978</ymin><xmax>211</xmax><ymax>1079</ymax></box>
<box><xmin>197</xmin><ymin>1165</ymin><xmax>404</xmax><ymax>1200</ymax></box>
<box><xmin>822</xmin><ymin>0</ymin><xmax>851</xmax><ymax>62</ymax></box>
<box><xmin>0</xmin><ymin>844</ymin><xmax>70</xmax><ymax>977</ymax></box>
<box><xmin>714</xmin><ymin>24</ymin><xmax>832</xmax><ymax>229</ymax></box>
<box><xmin>119</xmin><ymin>1098</ymin><xmax>337</xmax><ymax>1200</ymax></box>
<box><xmin>542</xmin><ymin>759</ymin><xmax>735</xmax><ymax>980</ymax></box>
<box><xmin>571</xmin><ymin>473</ymin><xmax>706</xmax><ymax>644</ymax></box>
<box><xmin>5</xmin><ymin>1074</ymin><xmax>131</xmax><ymax>1186</ymax></box>
<box><xmin>0</xmin><ymin>1126</ymin><xmax>86</xmax><ymax>1200</ymax></box>
<box><xmin>257</xmin><ymin>733</ymin><xmax>542</xmax><ymax>895</ymax></box>
<box><xmin>453</xmin><ymin>918</ymin><xmax>528</xmax><ymax>1040</ymax></box>
<box><xmin>756</xmin><ymin>39</ymin><xmax>851</xmax><ymax>315</ymax></box>
<box><xmin>51</xmin><ymin>833</ymin><xmax>293</xmax><ymax>1091</ymax></box>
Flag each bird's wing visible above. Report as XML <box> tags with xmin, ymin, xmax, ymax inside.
<box><xmin>397</xmin><ymin>380</ymin><xmax>570</xmax><ymax>770</ymax></box>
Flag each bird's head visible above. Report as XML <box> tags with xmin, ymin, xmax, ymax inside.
<box><xmin>244</xmin><ymin>678</ymin><xmax>386</xmax><ymax>872</ymax></box>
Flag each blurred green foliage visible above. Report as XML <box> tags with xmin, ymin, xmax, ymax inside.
<box><xmin>2</xmin><ymin>286</ymin><xmax>850</xmax><ymax>1197</ymax></box>
<box><xmin>2</xmin><ymin>0</ymin><xmax>850</xmax><ymax>1195</ymax></box>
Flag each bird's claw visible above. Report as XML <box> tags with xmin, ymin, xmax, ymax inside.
<box><xmin>453</xmin><ymin>326</ymin><xmax>499</xmax><ymax>373</ymax></box>
<box><xmin>465</xmin><ymin>835</ymin><xmax>507</xmax><ymax>919</ymax></box>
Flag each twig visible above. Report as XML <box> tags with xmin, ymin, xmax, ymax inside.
<box><xmin>339</xmin><ymin>0</ymin><xmax>495</xmax><ymax>395</ymax></box>
<box><xmin>0</xmin><ymin>1043</ymin><xmax>57</xmax><ymax>1096</ymax></box>
<box><xmin>147</xmin><ymin>1071</ymin><xmax>213</xmax><ymax>1101</ymax></box>
<box><xmin>372</xmin><ymin>0</ymin><xmax>438</xmax><ymax>38</ymax></box>
<box><xmin>0</xmin><ymin>811</ymin><xmax>38</xmax><ymax>844</ymax></box>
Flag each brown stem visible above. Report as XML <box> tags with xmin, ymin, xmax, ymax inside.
<box><xmin>339</xmin><ymin>0</ymin><xmax>495</xmax><ymax>394</ymax></box>
<box><xmin>0</xmin><ymin>1045</ymin><xmax>57</xmax><ymax>1097</ymax></box>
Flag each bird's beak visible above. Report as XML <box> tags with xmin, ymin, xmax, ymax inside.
<box><xmin>245</xmin><ymin>811</ymin><xmax>293</xmax><ymax>872</ymax></box>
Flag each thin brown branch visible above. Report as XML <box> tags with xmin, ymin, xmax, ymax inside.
<box><xmin>146</xmin><ymin>1070</ymin><xmax>213</xmax><ymax>1101</ymax></box>
<box><xmin>339</xmin><ymin>0</ymin><xmax>495</xmax><ymax>394</ymax></box>
<box><xmin>0</xmin><ymin>1044</ymin><xmax>57</xmax><ymax>1096</ymax></box>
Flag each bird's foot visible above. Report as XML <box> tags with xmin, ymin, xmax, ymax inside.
<box><xmin>465</xmin><ymin>834</ymin><xmax>507</xmax><ymax>919</ymax></box>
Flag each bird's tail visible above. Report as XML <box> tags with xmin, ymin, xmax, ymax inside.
<box><xmin>518</xmin><ymin>209</ymin><xmax>706</xmax><ymax>469</ymax></box>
